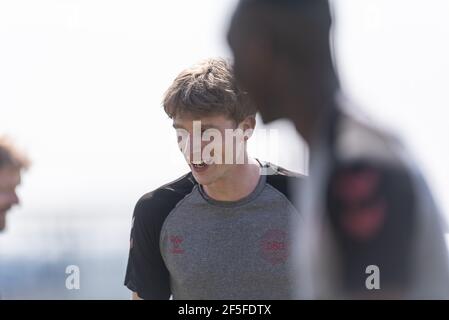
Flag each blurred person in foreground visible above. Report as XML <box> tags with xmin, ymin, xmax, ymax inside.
<box><xmin>0</xmin><ymin>136</ymin><xmax>29</xmax><ymax>232</ymax></box>
<box><xmin>228</xmin><ymin>0</ymin><xmax>449</xmax><ymax>299</ymax></box>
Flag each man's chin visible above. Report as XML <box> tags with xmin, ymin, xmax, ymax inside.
<box><xmin>191</xmin><ymin>169</ymin><xmax>218</xmax><ymax>186</ymax></box>
<box><xmin>191</xmin><ymin>173</ymin><xmax>212</xmax><ymax>186</ymax></box>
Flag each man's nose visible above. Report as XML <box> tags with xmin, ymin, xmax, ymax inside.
<box><xmin>191</xmin><ymin>140</ymin><xmax>203</xmax><ymax>163</ymax></box>
<box><xmin>179</xmin><ymin>135</ymin><xmax>194</xmax><ymax>162</ymax></box>
<box><xmin>10</xmin><ymin>192</ymin><xmax>19</xmax><ymax>206</ymax></box>
<box><xmin>180</xmin><ymin>134</ymin><xmax>203</xmax><ymax>162</ymax></box>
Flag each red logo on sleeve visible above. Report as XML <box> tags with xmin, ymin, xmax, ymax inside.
<box><xmin>332</xmin><ymin>168</ymin><xmax>387</xmax><ymax>241</ymax></box>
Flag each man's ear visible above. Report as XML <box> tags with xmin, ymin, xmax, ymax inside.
<box><xmin>239</xmin><ymin>116</ymin><xmax>256</xmax><ymax>140</ymax></box>
<box><xmin>247</xmin><ymin>115</ymin><xmax>256</xmax><ymax>130</ymax></box>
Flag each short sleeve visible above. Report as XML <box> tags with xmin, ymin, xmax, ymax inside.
<box><xmin>124</xmin><ymin>192</ymin><xmax>174</xmax><ymax>300</ymax></box>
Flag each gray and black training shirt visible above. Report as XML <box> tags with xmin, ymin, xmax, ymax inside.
<box><xmin>124</xmin><ymin>161</ymin><xmax>302</xmax><ymax>299</ymax></box>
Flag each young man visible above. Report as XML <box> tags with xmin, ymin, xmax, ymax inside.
<box><xmin>228</xmin><ymin>0</ymin><xmax>449</xmax><ymax>298</ymax></box>
<box><xmin>0</xmin><ymin>136</ymin><xmax>29</xmax><ymax>232</ymax></box>
<box><xmin>124</xmin><ymin>58</ymin><xmax>303</xmax><ymax>299</ymax></box>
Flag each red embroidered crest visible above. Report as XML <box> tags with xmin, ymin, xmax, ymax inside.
<box><xmin>260</xmin><ymin>229</ymin><xmax>289</xmax><ymax>265</ymax></box>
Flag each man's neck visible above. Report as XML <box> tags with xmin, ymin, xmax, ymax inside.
<box><xmin>280</xmin><ymin>67</ymin><xmax>339</xmax><ymax>149</ymax></box>
<box><xmin>202</xmin><ymin>158</ymin><xmax>261</xmax><ymax>202</ymax></box>
<box><xmin>289</xmin><ymin>90</ymin><xmax>338</xmax><ymax>151</ymax></box>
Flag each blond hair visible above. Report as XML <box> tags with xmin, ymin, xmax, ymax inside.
<box><xmin>163</xmin><ymin>58</ymin><xmax>257</xmax><ymax>123</ymax></box>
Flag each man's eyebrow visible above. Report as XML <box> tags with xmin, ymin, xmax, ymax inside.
<box><xmin>172</xmin><ymin>123</ymin><xmax>219</xmax><ymax>130</ymax></box>
<box><xmin>200</xmin><ymin>124</ymin><xmax>219</xmax><ymax>130</ymax></box>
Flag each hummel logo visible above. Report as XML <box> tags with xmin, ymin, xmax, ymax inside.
<box><xmin>170</xmin><ymin>235</ymin><xmax>185</xmax><ymax>254</ymax></box>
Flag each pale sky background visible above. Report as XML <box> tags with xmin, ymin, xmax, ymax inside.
<box><xmin>0</xmin><ymin>0</ymin><xmax>448</xmax><ymax>298</ymax></box>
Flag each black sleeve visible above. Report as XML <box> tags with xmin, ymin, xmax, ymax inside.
<box><xmin>326</xmin><ymin>161</ymin><xmax>417</xmax><ymax>293</ymax></box>
<box><xmin>265</xmin><ymin>163</ymin><xmax>304</xmax><ymax>212</ymax></box>
<box><xmin>124</xmin><ymin>191</ymin><xmax>172</xmax><ymax>299</ymax></box>
<box><xmin>124</xmin><ymin>173</ymin><xmax>196</xmax><ymax>299</ymax></box>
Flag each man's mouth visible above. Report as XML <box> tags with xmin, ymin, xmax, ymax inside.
<box><xmin>190</xmin><ymin>161</ymin><xmax>209</xmax><ymax>173</ymax></box>
<box><xmin>192</xmin><ymin>161</ymin><xmax>206</xmax><ymax>168</ymax></box>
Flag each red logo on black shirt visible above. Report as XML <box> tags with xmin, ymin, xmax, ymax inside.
<box><xmin>331</xmin><ymin>167</ymin><xmax>387</xmax><ymax>241</ymax></box>
<box><xmin>260</xmin><ymin>229</ymin><xmax>289</xmax><ymax>265</ymax></box>
<box><xmin>169</xmin><ymin>235</ymin><xmax>185</xmax><ymax>254</ymax></box>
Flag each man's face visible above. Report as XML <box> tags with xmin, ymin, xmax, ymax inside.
<box><xmin>173</xmin><ymin>113</ymin><xmax>251</xmax><ymax>186</ymax></box>
<box><xmin>228</xmin><ymin>8</ymin><xmax>282</xmax><ymax>124</ymax></box>
<box><xmin>0</xmin><ymin>167</ymin><xmax>21</xmax><ymax>231</ymax></box>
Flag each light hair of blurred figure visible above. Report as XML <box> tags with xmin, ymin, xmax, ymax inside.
<box><xmin>0</xmin><ymin>136</ymin><xmax>30</xmax><ymax>231</ymax></box>
<box><xmin>228</xmin><ymin>0</ymin><xmax>449</xmax><ymax>299</ymax></box>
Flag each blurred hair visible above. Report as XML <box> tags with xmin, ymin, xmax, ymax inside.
<box><xmin>233</xmin><ymin>0</ymin><xmax>333</xmax><ymax>58</ymax></box>
<box><xmin>0</xmin><ymin>136</ymin><xmax>30</xmax><ymax>171</ymax></box>
<box><xmin>162</xmin><ymin>58</ymin><xmax>257</xmax><ymax>124</ymax></box>
<box><xmin>230</xmin><ymin>0</ymin><xmax>338</xmax><ymax>91</ymax></box>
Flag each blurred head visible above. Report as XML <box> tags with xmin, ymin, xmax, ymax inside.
<box><xmin>228</xmin><ymin>0</ymin><xmax>339</xmax><ymax>124</ymax></box>
<box><xmin>163</xmin><ymin>58</ymin><xmax>257</xmax><ymax>186</ymax></box>
<box><xmin>0</xmin><ymin>137</ymin><xmax>29</xmax><ymax>231</ymax></box>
